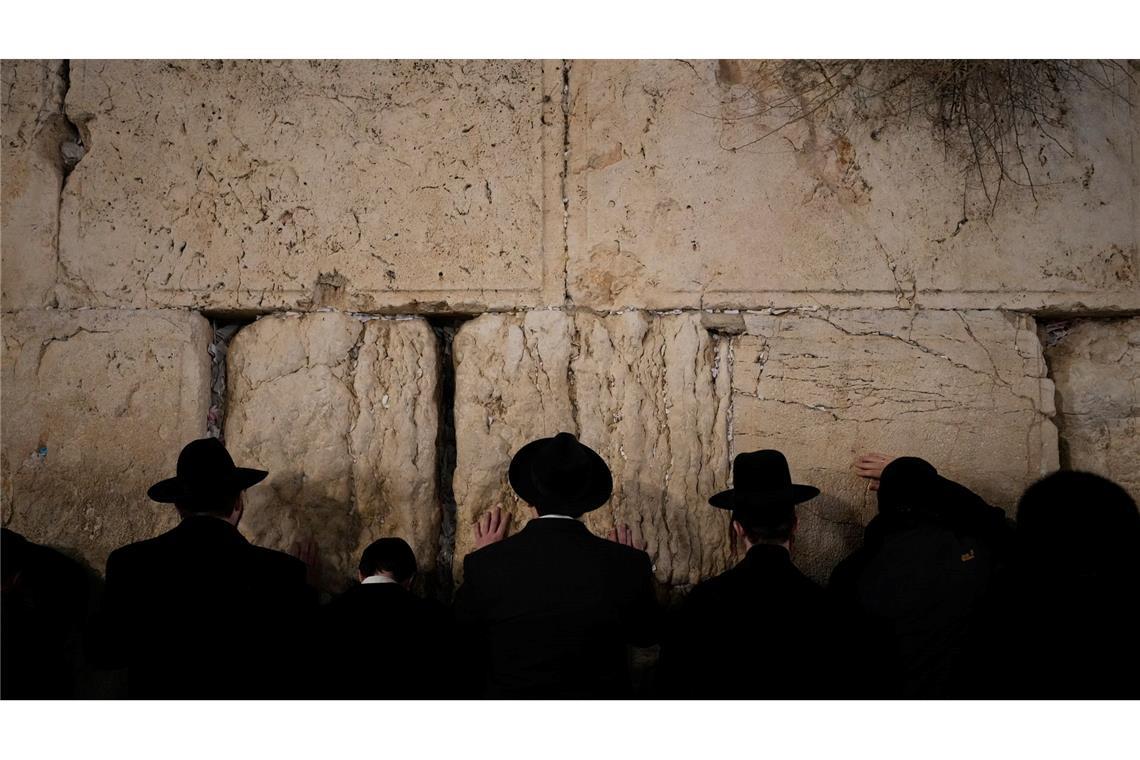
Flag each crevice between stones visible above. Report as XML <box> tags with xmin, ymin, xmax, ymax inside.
<box><xmin>57</xmin><ymin>60</ymin><xmax>85</xmax><ymax>183</ymax></box>
<box><xmin>1038</xmin><ymin>318</ymin><xmax>1075</xmax><ymax>469</ymax></box>
<box><xmin>560</xmin><ymin>59</ymin><xmax>572</xmax><ymax>305</ymax></box>
<box><xmin>205</xmin><ymin>315</ymin><xmax>255</xmax><ymax>441</ymax></box>
<box><xmin>426</xmin><ymin>314</ymin><xmax>471</xmax><ymax>602</ymax></box>
<box><xmin>51</xmin><ymin>59</ymin><xmax>84</xmax><ymax>307</ymax></box>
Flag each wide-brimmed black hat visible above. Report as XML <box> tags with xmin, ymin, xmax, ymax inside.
<box><xmin>508</xmin><ymin>432</ymin><xmax>613</xmax><ymax>517</ymax></box>
<box><xmin>147</xmin><ymin>437</ymin><xmax>268</xmax><ymax>504</ymax></box>
<box><xmin>709</xmin><ymin>450</ymin><xmax>819</xmax><ymax>512</ymax></box>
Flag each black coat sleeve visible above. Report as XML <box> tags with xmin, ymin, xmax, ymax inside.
<box><xmin>619</xmin><ymin>551</ymin><xmax>664</xmax><ymax>648</ymax></box>
<box><xmin>451</xmin><ymin>554</ymin><xmax>491</xmax><ymax>698</ymax></box>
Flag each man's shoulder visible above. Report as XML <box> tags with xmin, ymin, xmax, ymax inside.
<box><xmin>246</xmin><ymin>543</ymin><xmax>306</xmax><ymax>576</ymax></box>
<box><xmin>106</xmin><ymin>531</ymin><xmax>175</xmax><ymax>570</ymax></box>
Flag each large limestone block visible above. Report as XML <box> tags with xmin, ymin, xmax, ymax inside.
<box><xmin>1</xmin><ymin>60</ymin><xmax>67</xmax><ymax>310</ymax></box>
<box><xmin>57</xmin><ymin>60</ymin><xmax>565</xmax><ymax>311</ymax></box>
<box><xmin>1045</xmin><ymin>319</ymin><xmax>1140</xmax><ymax>502</ymax></box>
<box><xmin>729</xmin><ymin>309</ymin><xmax>1059</xmax><ymax>582</ymax></box>
<box><xmin>568</xmin><ymin>60</ymin><xmax>1138</xmax><ymax>312</ymax></box>
<box><xmin>224</xmin><ymin>313</ymin><xmax>439</xmax><ymax>591</ymax></box>
<box><xmin>452</xmin><ymin>310</ymin><xmax>732</xmax><ymax>586</ymax></box>
<box><xmin>1</xmin><ymin>309</ymin><xmax>211</xmax><ymax>571</ymax></box>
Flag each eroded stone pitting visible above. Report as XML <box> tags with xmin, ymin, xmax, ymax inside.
<box><xmin>451</xmin><ymin>310</ymin><xmax>733</xmax><ymax>587</ymax></box>
<box><xmin>1043</xmin><ymin>317</ymin><xmax>1140</xmax><ymax>503</ymax></box>
<box><xmin>0</xmin><ymin>309</ymin><xmax>211</xmax><ymax>573</ymax></box>
<box><xmin>223</xmin><ymin>313</ymin><xmax>441</xmax><ymax>593</ymax></box>
<box><xmin>729</xmin><ymin>309</ymin><xmax>1060</xmax><ymax>582</ymax></box>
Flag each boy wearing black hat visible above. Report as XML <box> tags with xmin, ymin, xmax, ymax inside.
<box><xmin>92</xmin><ymin>438</ymin><xmax>316</xmax><ymax>698</ymax></box>
<box><xmin>453</xmin><ymin>432</ymin><xmax>662</xmax><ymax>698</ymax></box>
<box><xmin>657</xmin><ymin>450</ymin><xmax>846</xmax><ymax>698</ymax></box>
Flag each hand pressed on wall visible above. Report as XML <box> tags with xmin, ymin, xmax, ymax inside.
<box><xmin>853</xmin><ymin>452</ymin><xmax>894</xmax><ymax>491</ymax></box>
<box><xmin>474</xmin><ymin>506</ymin><xmax>511</xmax><ymax>549</ymax></box>
<box><xmin>293</xmin><ymin>538</ymin><xmax>321</xmax><ymax>588</ymax></box>
<box><xmin>607</xmin><ymin>523</ymin><xmax>646</xmax><ymax>552</ymax></box>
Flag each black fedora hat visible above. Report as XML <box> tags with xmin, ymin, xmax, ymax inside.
<box><xmin>147</xmin><ymin>437</ymin><xmax>268</xmax><ymax>504</ymax></box>
<box><xmin>508</xmin><ymin>432</ymin><xmax>613</xmax><ymax>517</ymax></box>
<box><xmin>709</xmin><ymin>450</ymin><xmax>819</xmax><ymax>511</ymax></box>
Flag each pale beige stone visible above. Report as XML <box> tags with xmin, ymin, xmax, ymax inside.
<box><xmin>1046</xmin><ymin>318</ymin><xmax>1140</xmax><ymax>502</ymax></box>
<box><xmin>224</xmin><ymin>313</ymin><xmax>439</xmax><ymax>591</ymax></box>
<box><xmin>568</xmin><ymin>60</ymin><xmax>1139</xmax><ymax>312</ymax></box>
<box><xmin>1</xmin><ymin>60</ymin><xmax>66</xmax><ymax>310</ymax></box>
<box><xmin>452</xmin><ymin>310</ymin><xmax>732</xmax><ymax>586</ymax></box>
<box><xmin>57</xmin><ymin>60</ymin><xmax>566</xmax><ymax>311</ymax></box>
<box><xmin>1</xmin><ymin>309</ymin><xmax>211</xmax><ymax>571</ymax></box>
<box><xmin>730</xmin><ymin>309</ymin><xmax>1060</xmax><ymax>582</ymax></box>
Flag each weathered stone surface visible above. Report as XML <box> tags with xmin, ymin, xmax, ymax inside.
<box><xmin>57</xmin><ymin>60</ymin><xmax>565</xmax><ymax>312</ymax></box>
<box><xmin>452</xmin><ymin>310</ymin><xmax>732</xmax><ymax>586</ymax></box>
<box><xmin>224</xmin><ymin>313</ymin><xmax>439</xmax><ymax>591</ymax></box>
<box><xmin>730</xmin><ymin>309</ymin><xmax>1060</xmax><ymax>582</ymax></box>
<box><xmin>1</xmin><ymin>309</ymin><xmax>211</xmax><ymax>571</ymax></box>
<box><xmin>1</xmin><ymin>60</ymin><xmax>67</xmax><ymax>310</ymax></box>
<box><xmin>568</xmin><ymin>60</ymin><xmax>1139</xmax><ymax>312</ymax></box>
<box><xmin>1045</xmin><ymin>318</ymin><xmax>1140</xmax><ymax>502</ymax></box>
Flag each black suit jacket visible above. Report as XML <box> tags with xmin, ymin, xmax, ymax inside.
<box><xmin>827</xmin><ymin>478</ymin><xmax>1012</xmax><ymax>698</ymax></box>
<box><xmin>657</xmin><ymin>544</ymin><xmax>848</xmax><ymax>698</ymax></box>
<box><xmin>312</xmin><ymin>582</ymin><xmax>455</xmax><ymax>698</ymax></box>
<box><xmin>453</xmin><ymin>518</ymin><xmax>661</xmax><ymax>698</ymax></box>
<box><xmin>94</xmin><ymin>515</ymin><xmax>316</xmax><ymax>699</ymax></box>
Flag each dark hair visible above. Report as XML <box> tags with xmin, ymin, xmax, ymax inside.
<box><xmin>175</xmin><ymin>490</ymin><xmax>240</xmax><ymax>517</ymax></box>
<box><xmin>1017</xmin><ymin>471</ymin><xmax>1139</xmax><ymax>570</ymax></box>
<box><xmin>733</xmin><ymin>502</ymin><xmax>797</xmax><ymax>544</ymax></box>
<box><xmin>358</xmin><ymin>538</ymin><xmax>417</xmax><ymax>583</ymax></box>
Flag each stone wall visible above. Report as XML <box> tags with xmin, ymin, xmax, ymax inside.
<box><xmin>2</xmin><ymin>59</ymin><xmax>1137</xmax><ymax>591</ymax></box>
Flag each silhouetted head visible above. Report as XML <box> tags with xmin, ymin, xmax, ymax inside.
<box><xmin>1017</xmin><ymin>471</ymin><xmax>1139</xmax><ymax>571</ymax></box>
<box><xmin>732</xmin><ymin>502</ymin><xmax>799</xmax><ymax>546</ymax></box>
<box><xmin>358</xmin><ymin>537</ymin><xmax>417</xmax><ymax>587</ymax></box>
<box><xmin>709</xmin><ymin>450</ymin><xmax>818</xmax><ymax>550</ymax></box>
<box><xmin>877</xmin><ymin>457</ymin><xmax>941</xmax><ymax>518</ymax></box>
<box><xmin>508</xmin><ymin>432</ymin><xmax>613</xmax><ymax>517</ymax></box>
<box><xmin>148</xmin><ymin>438</ymin><xmax>268</xmax><ymax>524</ymax></box>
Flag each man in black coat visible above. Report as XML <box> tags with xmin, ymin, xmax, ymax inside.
<box><xmin>1</xmin><ymin>529</ymin><xmax>91</xmax><ymax>699</ymax></box>
<box><xmin>313</xmin><ymin>537</ymin><xmax>454</xmax><ymax>698</ymax></box>
<box><xmin>657</xmin><ymin>450</ymin><xmax>848</xmax><ymax>698</ymax></box>
<box><xmin>828</xmin><ymin>453</ymin><xmax>1013</xmax><ymax>698</ymax></box>
<box><xmin>92</xmin><ymin>438</ymin><xmax>316</xmax><ymax>699</ymax></box>
<box><xmin>453</xmin><ymin>432</ymin><xmax>662</xmax><ymax>698</ymax></box>
<box><xmin>980</xmin><ymin>471</ymin><xmax>1140</xmax><ymax>698</ymax></box>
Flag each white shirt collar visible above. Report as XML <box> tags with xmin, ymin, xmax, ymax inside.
<box><xmin>361</xmin><ymin>574</ymin><xmax>400</xmax><ymax>585</ymax></box>
<box><xmin>536</xmin><ymin>513</ymin><xmax>578</xmax><ymax>520</ymax></box>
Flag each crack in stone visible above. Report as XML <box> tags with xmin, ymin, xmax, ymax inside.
<box><xmin>425</xmin><ymin>315</ymin><xmax>468</xmax><ymax>602</ymax></box>
<box><xmin>560</xmin><ymin>60</ymin><xmax>572</xmax><ymax>305</ymax></box>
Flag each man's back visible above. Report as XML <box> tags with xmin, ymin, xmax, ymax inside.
<box><xmin>829</xmin><ymin>514</ymin><xmax>999</xmax><ymax>697</ymax></box>
<box><xmin>657</xmin><ymin>544</ymin><xmax>842</xmax><ymax>698</ymax></box>
<box><xmin>96</xmin><ymin>515</ymin><xmax>314</xmax><ymax>698</ymax></box>
<box><xmin>314</xmin><ymin>583</ymin><xmax>454</xmax><ymax>698</ymax></box>
<box><xmin>453</xmin><ymin>518</ymin><xmax>660</xmax><ymax>698</ymax></box>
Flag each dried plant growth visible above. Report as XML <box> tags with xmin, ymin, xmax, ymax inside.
<box><xmin>719</xmin><ymin>60</ymin><xmax>1135</xmax><ymax>215</ymax></box>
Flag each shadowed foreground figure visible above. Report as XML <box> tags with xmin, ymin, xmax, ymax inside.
<box><xmin>1</xmin><ymin>529</ymin><xmax>90</xmax><ymax>699</ymax></box>
<box><xmin>91</xmin><ymin>438</ymin><xmax>316</xmax><ymax>698</ymax></box>
<box><xmin>829</xmin><ymin>454</ymin><xmax>1013</xmax><ymax>698</ymax></box>
<box><xmin>656</xmin><ymin>450</ymin><xmax>848</xmax><ymax>698</ymax></box>
<box><xmin>313</xmin><ymin>537</ymin><xmax>454</xmax><ymax>698</ymax></box>
<box><xmin>980</xmin><ymin>471</ymin><xmax>1140</xmax><ymax>698</ymax></box>
<box><xmin>453</xmin><ymin>432</ymin><xmax>662</xmax><ymax>698</ymax></box>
